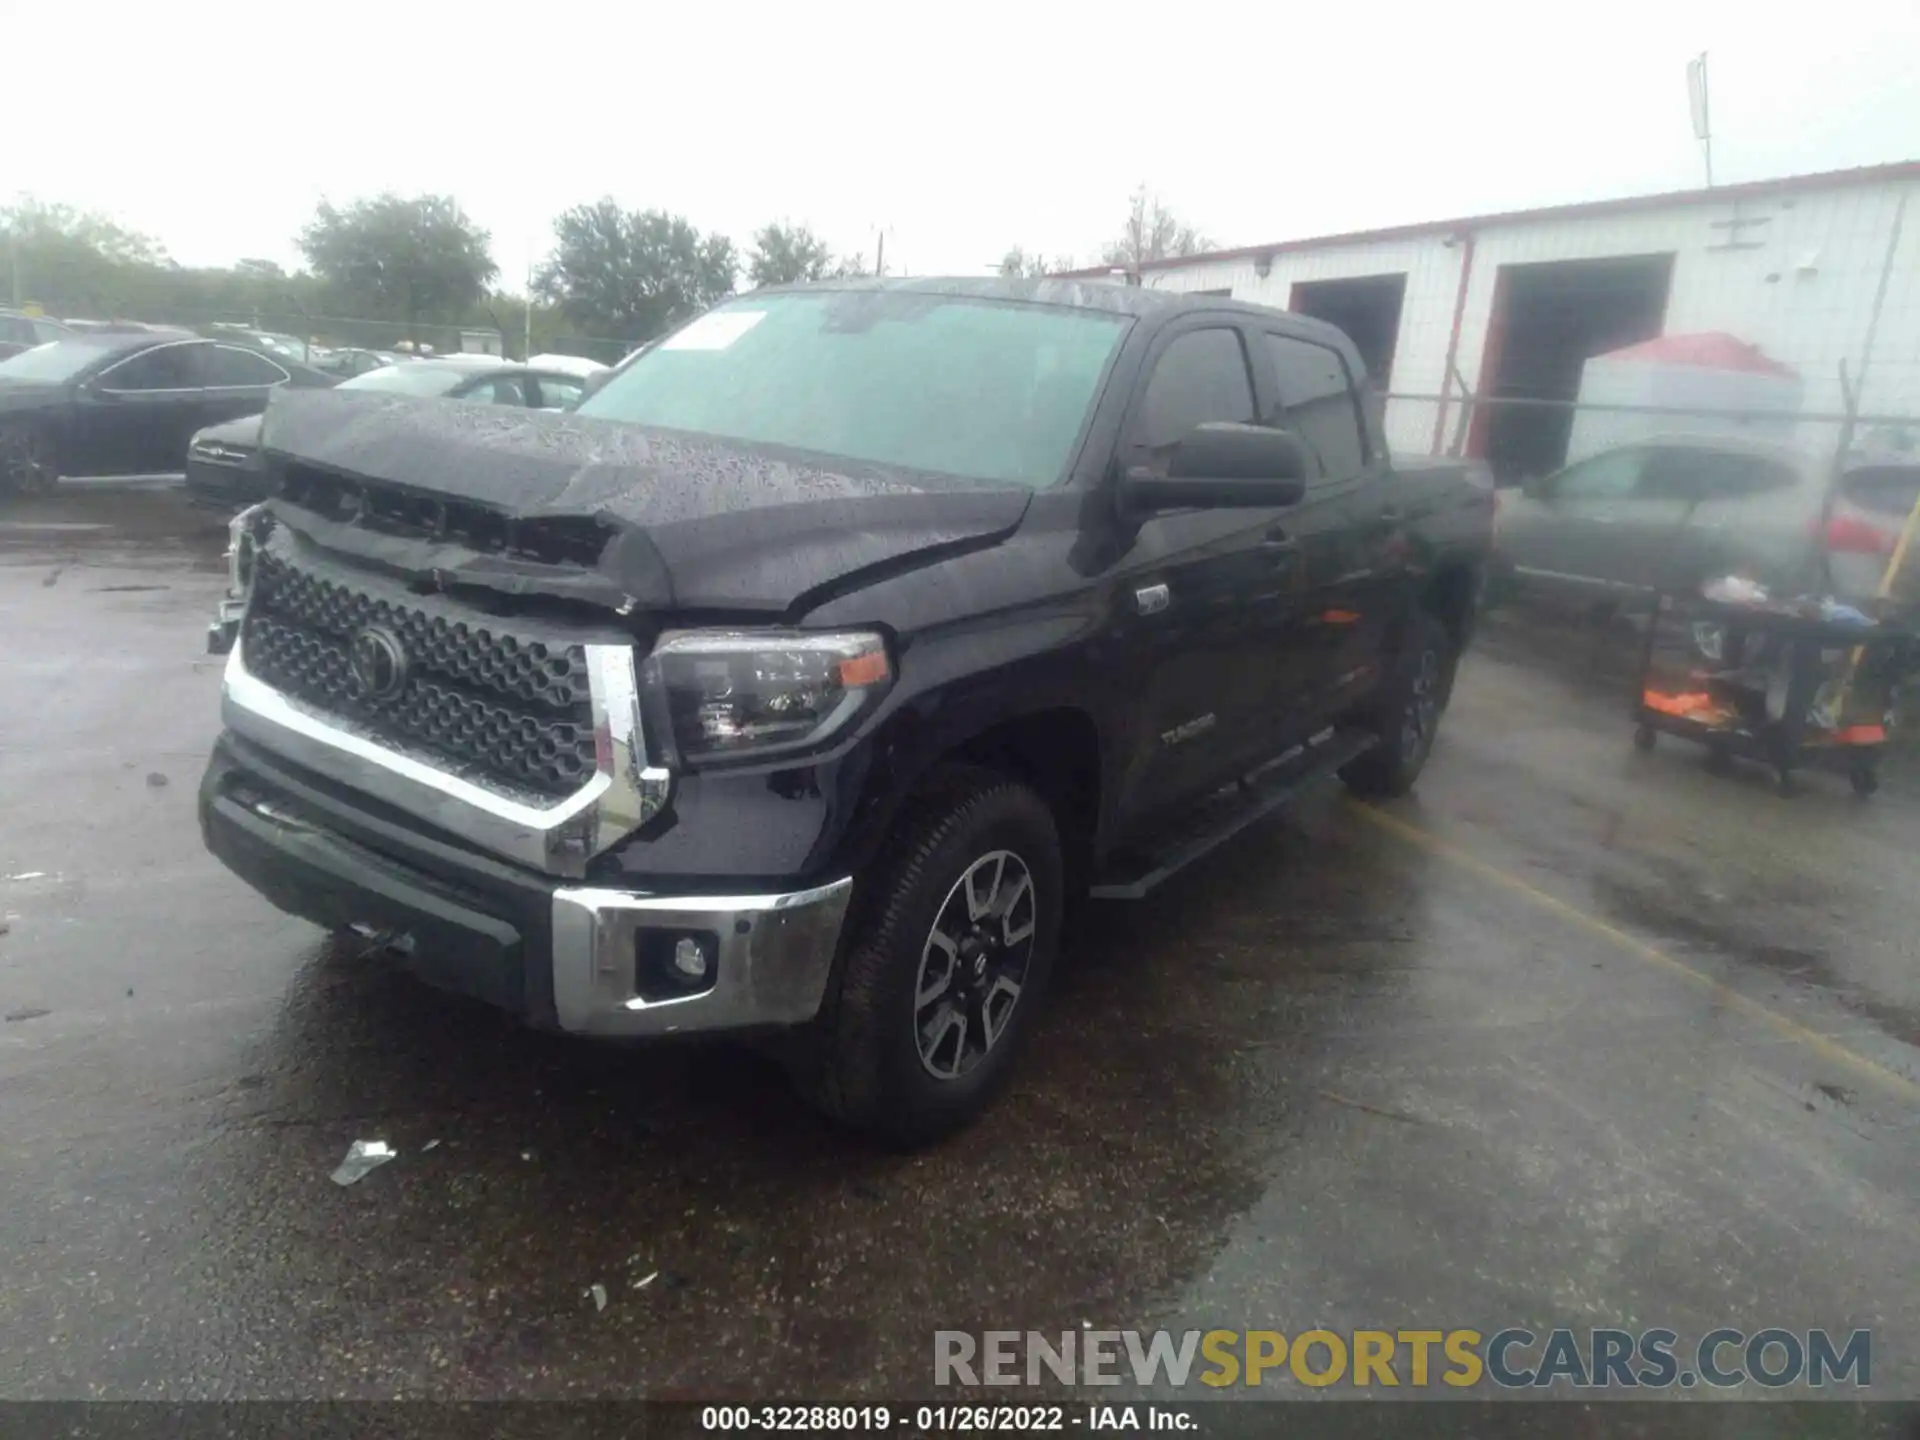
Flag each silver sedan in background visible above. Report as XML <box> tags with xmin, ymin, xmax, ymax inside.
<box><xmin>1492</xmin><ymin>434</ymin><xmax>1920</xmax><ymax>611</ymax></box>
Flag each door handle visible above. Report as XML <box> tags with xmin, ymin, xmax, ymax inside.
<box><xmin>1260</xmin><ymin>526</ymin><xmax>1299</xmax><ymax>556</ymax></box>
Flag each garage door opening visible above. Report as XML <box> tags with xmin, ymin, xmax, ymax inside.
<box><xmin>1289</xmin><ymin>274</ymin><xmax>1407</xmax><ymax>387</ymax></box>
<box><xmin>1469</xmin><ymin>254</ymin><xmax>1674</xmax><ymax>483</ymax></box>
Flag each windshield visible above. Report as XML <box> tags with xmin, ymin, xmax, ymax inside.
<box><xmin>0</xmin><ymin>340</ymin><xmax>112</xmax><ymax>384</ymax></box>
<box><xmin>339</xmin><ymin>364</ymin><xmax>474</xmax><ymax>396</ymax></box>
<box><xmin>575</xmin><ymin>291</ymin><xmax>1127</xmax><ymax>488</ymax></box>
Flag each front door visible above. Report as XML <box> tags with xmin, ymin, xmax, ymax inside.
<box><xmin>1104</xmin><ymin>319</ymin><xmax>1302</xmax><ymax>829</ymax></box>
<box><xmin>1497</xmin><ymin>445</ymin><xmax>1649</xmax><ymax>597</ymax></box>
<box><xmin>73</xmin><ymin>340</ymin><xmax>210</xmax><ymax>476</ymax></box>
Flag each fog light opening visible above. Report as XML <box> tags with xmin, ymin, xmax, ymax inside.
<box><xmin>634</xmin><ymin>928</ymin><xmax>720</xmax><ymax>1002</ymax></box>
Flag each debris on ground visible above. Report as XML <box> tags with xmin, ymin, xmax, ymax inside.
<box><xmin>421</xmin><ymin>1139</ymin><xmax>442</xmax><ymax>1152</ymax></box>
<box><xmin>632</xmin><ymin>1271</ymin><xmax>659</xmax><ymax>1291</ymax></box>
<box><xmin>5</xmin><ymin>1006</ymin><xmax>51</xmax><ymax>1023</ymax></box>
<box><xmin>145</xmin><ymin>772</ymin><xmax>169</xmax><ymax>788</ymax></box>
<box><xmin>520</xmin><ymin>1150</ymin><xmax>535</xmax><ymax>1162</ymax></box>
<box><xmin>330</xmin><ymin>1140</ymin><xmax>397</xmax><ymax>1186</ymax></box>
<box><xmin>6</xmin><ymin>873</ymin><xmax>47</xmax><ymax>882</ymax></box>
<box><xmin>587</xmin><ymin>1283</ymin><xmax>608</xmax><ymax>1312</ymax></box>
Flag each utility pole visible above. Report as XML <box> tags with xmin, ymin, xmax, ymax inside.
<box><xmin>1687</xmin><ymin>52</ymin><xmax>1714</xmax><ymax>188</ymax></box>
<box><xmin>8</xmin><ymin>227</ymin><xmax>20</xmax><ymax>308</ymax></box>
<box><xmin>523</xmin><ymin>235</ymin><xmax>535</xmax><ymax>362</ymax></box>
<box><xmin>875</xmin><ymin>229</ymin><xmax>886</xmax><ymax>278</ymax></box>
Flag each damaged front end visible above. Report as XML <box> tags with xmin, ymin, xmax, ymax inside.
<box><xmin>207</xmin><ymin>503</ymin><xmax>273</xmax><ymax>656</ymax></box>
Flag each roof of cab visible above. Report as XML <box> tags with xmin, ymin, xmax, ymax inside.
<box><xmin>747</xmin><ymin>275</ymin><xmax>1349</xmax><ymax>336</ymax></box>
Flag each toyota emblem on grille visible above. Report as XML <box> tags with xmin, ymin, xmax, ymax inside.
<box><xmin>349</xmin><ymin>625</ymin><xmax>410</xmax><ymax>701</ymax></box>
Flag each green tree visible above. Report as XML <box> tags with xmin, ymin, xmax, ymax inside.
<box><xmin>828</xmin><ymin>252</ymin><xmax>870</xmax><ymax>279</ymax></box>
<box><xmin>535</xmin><ymin>201</ymin><xmax>737</xmax><ymax>343</ymax></box>
<box><xmin>748</xmin><ymin>222</ymin><xmax>834</xmax><ymax>288</ymax></box>
<box><xmin>996</xmin><ymin>246</ymin><xmax>1075</xmax><ymax>280</ymax></box>
<box><xmin>1100</xmin><ymin>186</ymin><xmax>1210</xmax><ymax>271</ymax></box>
<box><xmin>2</xmin><ymin>197</ymin><xmax>169</xmax><ymax>313</ymax></box>
<box><xmin>298</xmin><ymin>194</ymin><xmax>498</xmax><ymax>339</ymax></box>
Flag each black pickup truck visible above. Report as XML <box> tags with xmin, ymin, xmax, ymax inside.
<box><xmin>199</xmin><ymin>278</ymin><xmax>1492</xmax><ymax>1143</ymax></box>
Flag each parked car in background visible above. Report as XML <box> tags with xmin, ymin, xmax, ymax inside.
<box><xmin>526</xmin><ymin>352</ymin><xmax>609</xmax><ymax>380</ymax></box>
<box><xmin>185</xmin><ymin>357</ymin><xmax>592</xmax><ymax>511</ymax></box>
<box><xmin>0</xmin><ymin>332</ymin><xmax>336</xmax><ymax>495</ymax></box>
<box><xmin>1491</xmin><ymin>434</ymin><xmax>1920</xmax><ymax>611</ymax></box>
<box><xmin>205</xmin><ymin>324</ymin><xmax>324</xmax><ymax>366</ymax></box>
<box><xmin>316</xmin><ymin>347</ymin><xmax>407</xmax><ymax>378</ymax></box>
<box><xmin>0</xmin><ymin>310</ymin><xmax>74</xmax><ymax>361</ymax></box>
<box><xmin>58</xmin><ymin>318</ymin><xmax>182</xmax><ymax>335</ymax></box>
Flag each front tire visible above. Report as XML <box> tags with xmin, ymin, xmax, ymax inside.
<box><xmin>1342</xmin><ymin>609</ymin><xmax>1455</xmax><ymax>798</ymax></box>
<box><xmin>791</xmin><ymin>766</ymin><xmax>1063</xmax><ymax>1147</ymax></box>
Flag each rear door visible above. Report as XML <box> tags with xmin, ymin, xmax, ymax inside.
<box><xmin>1108</xmin><ymin>318</ymin><xmax>1298</xmax><ymax>821</ymax></box>
<box><xmin>202</xmin><ymin>344</ymin><xmax>293</xmax><ymax>430</ymax></box>
<box><xmin>1254</xmin><ymin>328</ymin><xmax>1382</xmax><ymax>736</ymax></box>
<box><xmin>1668</xmin><ymin>450</ymin><xmax>1811</xmax><ymax>594</ymax></box>
<box><xmin>76</xmin><ymin>340</ymin><xmax>211</xmax><ymax>476</ymax></box>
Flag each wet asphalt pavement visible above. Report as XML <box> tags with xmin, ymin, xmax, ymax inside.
<box><xmin>0</xmin><ymin>487</ymin><xmax>1916</xmax><ymax>1408</ymax></box>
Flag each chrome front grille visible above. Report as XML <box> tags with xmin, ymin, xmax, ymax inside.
<box><xmin>242</xmin><ymin>548</ymin><xmax>598</xmax><ymax>798</ymax></box>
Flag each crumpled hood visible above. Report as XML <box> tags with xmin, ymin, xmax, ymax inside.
<box><xmin>194</xmin><ymin>412</ymin><xmax>265</xmax><ymax>450</ymax></box>
<box><xmin>257</xmin><ymin>387</ymin><xmax>1032</xmax><ymax>616</ymax></box>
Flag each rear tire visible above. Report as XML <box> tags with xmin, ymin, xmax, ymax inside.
<box><xmin>1342</xmin><ymin>609</ymin><xmax>1455</xmax><ymax>799</ymax></box>
<box><xmin>789</xmin><ymin>765</ymin><xmax>1063</xmax><ymax>1147</ymax></box>
<box><xmin>0</xmin><ymin>424</ymin><xmax>60</xmax><ymax>497</ymax></box>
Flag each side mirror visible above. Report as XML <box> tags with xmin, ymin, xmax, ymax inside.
<box><xmin>1121</xmin><ymin>423</ymin><xmax>1309</xmax><ymax>512</ymax></box>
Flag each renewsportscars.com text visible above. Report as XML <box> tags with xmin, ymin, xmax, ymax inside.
<box><xmin>934</xmin><ymin>1328</ymin><xmax>1872</xmax><ymax>1390</ymax></box>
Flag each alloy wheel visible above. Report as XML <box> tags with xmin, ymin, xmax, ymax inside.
<box><xmin>913</xmin><ymin>849</ymin><xmax>1038</xmax><ymax>1081</ymax></box>
<box><xmin>1400</xmin><ymin>647</ymin><xmax>1442</xmax><ymax>763</ymax></box>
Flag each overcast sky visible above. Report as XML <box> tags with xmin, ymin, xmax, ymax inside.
<box><xmin>10</xmin><ymin>0</ymin><xmax>1917</xmax><ymax>285</ymax></box>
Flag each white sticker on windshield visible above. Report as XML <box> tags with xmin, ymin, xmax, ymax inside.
<box><xmin>661</xmin><ymin>310</ymin><xmax>766</xmax><ymax>351</ymax></box>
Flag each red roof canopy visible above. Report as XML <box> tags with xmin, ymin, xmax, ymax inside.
<box><xmin>1597</xmin><ymin>332</ymin><xmax>1798</xmax><ymax>378</ymax></box>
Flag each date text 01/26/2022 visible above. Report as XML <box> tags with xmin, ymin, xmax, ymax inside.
<box><xmin>700</xmin><ymin>1405</ymin><xmax>1193</xmax><ymax>1431</ymax></box>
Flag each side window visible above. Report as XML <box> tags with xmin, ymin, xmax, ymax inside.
<box><xmin>1265</xmin><ymin>334</ymin><xmax>1368</xmax><ymax>481</ymax></box>
<box><xmin>32</xmin><ymin>320</ymin><xmax>69</xmax><ymax>344</ymax></box>
<box><xmin>98</xmin><ymin>342</ymin><xmax>206</xmax><ymax>391</ymax></box>
<box><xmin>205</xmin><ymin>345</ymin><xmax>291</xmax><ymax>389</ymax></box>
<box><xmin>536</xmin><ymin>376</ymin><xmax>584</xmax><ymax>410</ymax></box>
<box><xmin>1546</xmin><ymin>449</ymin><xmax>1642</xmax><ymax>503</ymax></box>
<box><xmin>0</xmin><ymin>316</ymin><xmax>31</xmax><ymax>344</ymax></box>
<box><xmin>1690</xmin><ymin>453</ymin><xmax>1799</xmax><ymax>501</ymax></box>
<box><xmin>1132</xmin><ymin>328</ymin><xmax>1255</xmax><ymax>454</ymax></box>
<box><xmin>459</xmin><ymin>375</ymin><xmax>530</xmax><ymax>406</ymax></box>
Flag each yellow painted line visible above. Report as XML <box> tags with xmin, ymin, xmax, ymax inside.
<box><xmin>1351</xmin><ymin>801</ymin><xmax>1920</xmax><ymax>1102</ymax></box>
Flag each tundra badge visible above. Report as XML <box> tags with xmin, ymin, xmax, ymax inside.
<box><xmin>1134</xmin><ymin>583</ymin><xmax>1171</xmax><ymax>615</ymax></box>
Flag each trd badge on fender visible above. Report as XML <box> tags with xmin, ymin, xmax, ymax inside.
<box><xmin>348</xmin><ymin>625</ymin><xmax>411</xmax><ymax>701</ymax></box>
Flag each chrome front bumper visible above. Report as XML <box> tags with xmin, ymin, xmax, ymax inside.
<box><xmin>201</xmin><ymin>743</ymin><xmax>853</xmax><ymax>1037</ymax></box>
<box><xmin>551</xmin><ymin>878</ymin><xmax>854</xmax><ymax>1036</ymax></box>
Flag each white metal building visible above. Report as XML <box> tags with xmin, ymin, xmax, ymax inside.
<box><xmin>1061</xmin><ymin>161</ymin><xmax>1920</xmax><ymax>479</ymax></box>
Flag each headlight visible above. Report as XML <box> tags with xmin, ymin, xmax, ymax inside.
<box><xmin>191</xmin><ymin>439</ymin><xmax>256</xmax><ymax>467</ymax></box>
<box><xmin>640</xmin><ymin>630</ymin><xmax>893</xmax><ymax>766</ymax></box>
<box><xmin>226</xmin><ymin>503</ymin><xmax>272</xmax><ymax>598</ymax></box>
